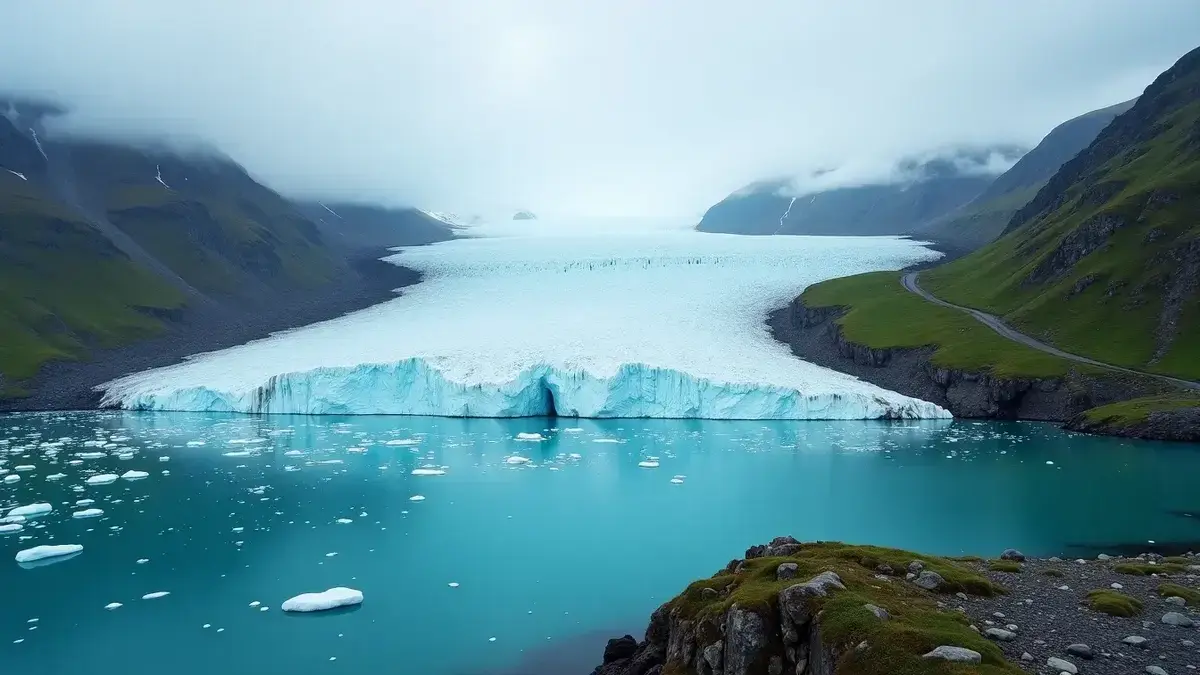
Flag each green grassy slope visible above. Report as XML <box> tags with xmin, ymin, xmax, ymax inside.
<box><xmin>801</xmin><ymin>272</ymin><xmax>1081</xmax><ymax>378</ymax></box>
<box><xmin>0</xmin><ymin>174</ymin><xmax>184</xmax><ymax>395</ymax></box>
<box><xmin>922</xmin><ymin>46</ymin><xmax>1200</xmax><ymax>381</ymax></box>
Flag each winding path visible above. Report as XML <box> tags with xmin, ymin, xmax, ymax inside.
<box><xmin>900</xmin><ymin>272</ymin><xmax>1200</xmax><ymax>390</ymax></box>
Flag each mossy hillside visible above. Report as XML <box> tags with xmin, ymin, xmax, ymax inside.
<box><xmin>1157</xmin><ymin>583</ymin><xmax>1200</xmax><ymax>605</ymax></box>
<box><xmin>0</xmin><ymin>178</ymin><xmax>185</xmax><ymax>393</ymax></box>
<box><xmin>671</xmin><ymin>542</ymin><xmax>1014</xmax><ymax>675</ymax></box>
<box><xmin>801</xmin><ymin>272</ymin><xmax>1085</xmax><ymax>379</ymax></box>
<box><xmin>921</xmin><ymin>88</ymin><xmax>1200</xmax><ymax>380</ymax></box>
<box><xmin>1081</xmin><ymin>396</ymin><xmax>1200</xmax><ymax>427</ymax></box>
<box><xmin>1086</xmin><ymin>589</ymin><xmax>1144</xmax><ymax>617</ymax></box>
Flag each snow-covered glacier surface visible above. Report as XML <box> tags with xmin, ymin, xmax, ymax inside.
<box><xmin>100</xmin><ymin>217</ymin><xmax>948</xmax><ymax>419</ymax></box>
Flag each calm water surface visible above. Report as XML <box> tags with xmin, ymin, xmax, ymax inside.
<box><xmin>2</xmin><ymin>411</ymin><xmax>1199</xmax><ymax>675</ymax></box>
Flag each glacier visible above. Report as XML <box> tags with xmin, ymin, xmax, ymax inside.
<box><xmin>99</xmin><ymin>217</ymin><xmax>949</xmax><ymax>419</ymax></box>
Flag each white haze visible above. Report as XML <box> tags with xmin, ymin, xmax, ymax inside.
<box><xmin>2</xmin><ymin>0</ymin><xmax>1197</xmax><ymax>217</ymax></box>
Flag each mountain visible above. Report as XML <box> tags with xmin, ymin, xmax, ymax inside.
<box><xmin>917</xmin><ymin>98</ymin><xmax>1137</xmax><ymax>249</ymax></box>
<box><xmin>513</xmin><ymin>210</ymin><xmax>537</xmax><ymax>220</ymax></box>
<box><xmin>923</xmin><ymin>45</ymin><xmax>1200</xmax><ymax>381</ymax></box>
<box><xmin>0</xmin><ymin>99</ymin><xmax>441</xmax><ymax>400</ymax></box>
<box><xmin>695</xmin><ymin>146</ymin><xmax>1025</xmax><ymax>236</ymax></box>
<box><xmin>293</xmin><ymin>201</ymin><xmax>457</xmax><ymax>250</ymax></box>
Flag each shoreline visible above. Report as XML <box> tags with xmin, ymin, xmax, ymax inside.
<box><xmin>0</xmin><ymin>250</ymin><xmax>422</xmax><ymax>412</ymax></box>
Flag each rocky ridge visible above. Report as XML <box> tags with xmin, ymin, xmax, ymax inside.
<box><xmin>591</xmin><ymin>540</ymin><xmax>1200</xmax><ymax>675</ymax></box>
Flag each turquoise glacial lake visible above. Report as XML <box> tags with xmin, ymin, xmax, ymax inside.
<box><xmin>2</xmin><ymin>412</ymin><xmax>1199</xmax><ymax>674</ymax></box>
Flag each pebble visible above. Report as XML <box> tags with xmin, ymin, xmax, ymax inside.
<box><xmin>1021</xmin><ymin>652</ymin><xmax>1034</xmax><ymax>661</ymax></box>
<box><xmin>1182</xmin><ymin>640</ymin><xmax>1194</xmax><ymax>648</ymax></box>
<box><xmin>1111</xmin><ymin>582</ymin><xmax>1124</xmax><ymax>589</ymax></box>
<box><xmin>984</xmin><ymin>628</ymin><xmax>1016</xmax><ymax>642</ymax></box>
<box><xmin>1146</xmin><ymin>667</ymin><xmax>1168</xmax><ymax>675</ymax></box>
<box><xmin>1124</xmin><ymin>636</ymin><xmax>1149</xmax><ymax>648</ymax></box>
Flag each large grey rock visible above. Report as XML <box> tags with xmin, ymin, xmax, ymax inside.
<box><xmin>602</xmin><ymin>635</ymin><xmax>638</xmax><ymax>663</ymax></box>
<box><xmin>665</xmin><ymin>615</ymin><xmax>695</xmax><ymax>667</ymax></box>
<box><xmin>1146</xmin><ymin>666</ymin><xmax>1169</xmax><ymax>675</ymax></box>
<box><xmin>908</xmin><ymin>560</ymin><xmax>924</xmax><ymax>574</ymax></box>
<box><xmin>1066</xmin><ymin>644</ymin><xmax>1093</xmax><ymax>659</ymax></box>
<box><xmin>984</xmin><ymin>628</ymin><xmax>1016</xmax><ymax>642</ymax></box>
<box><xmin>1021</xmin><ymin>652</ymin><xmax>1034</xmax><ymax>661</ymax></box>
<box><xmin>1047</xmin><ymin>656</ymin><xmax>1078</xmax><ymax>674</ymax></box>
<box><xmin>724</xmin><ymin>606</ymin><xmax>768</xmax><ymax>675</ymax></box>
<box><xmin>1162</xmin><ymin>611</ymin><xmax>1195</xmax><ymax>627</ymax></box>
<box><xmin>914</xmin><ymin>570</ymin><xmax>945</xmax><ymax>591</ymax></box>
<box><xmin>701</xmin><ymin>642</ymin><xmax>723</xmax><ymax>672</ymax></box>
<box><xmin>863</xmin><ymin>604</ymin><xmax>890</xmax><ymax>621</ymax></box>
<box><xmin>1123</xmin><ymin>635</ymin><xmax>1149</xmax><ymax>648</ymax></box>
<box><xmin>779</xmin><ymin>571</ymin><xmax>845</xmax><ymax>628</ymax></box>
<box><xmin>777</xmin><ymin>563</ymin><xmax>799</xmax><ymax>580</ymax></box>
<box><xmin>1000</xmin><ymin>548</ymin><xmax>1025</xmax><ymax>562</ymax></box>
<box><xmin>1164</xmin><ymin>596</ymin><xmax>1186</xmax><ymax>607</ymax></box>
<box><xmin>922</xmin><ymin>646</ymin><xmax>981</xmax><ymax>664</ymax></box>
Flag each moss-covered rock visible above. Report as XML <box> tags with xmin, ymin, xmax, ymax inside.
<box><xmin>1086</xmin><ymin>589</ymin><xmax>1144</xmax><ymax>617</ymax></box>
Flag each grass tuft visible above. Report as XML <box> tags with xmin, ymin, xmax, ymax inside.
<box><xmin>1113</xmin><ymin>562</ymin><xmax>1188</xmax><ymax>576</ymax></box>
<box><xmin>987</xmin><ymin>560</ymin><xmax>1022</xmax><ymax>573</ymax></box>
<box><xmin>1086</xmin><ymin>589</ymin><xmax>1144</xmax><ymax>617</ymax></box>
<box><xmin>1157</xmin><ymin>583</ymin><xmax>1200</xmax><ymax>605</ymax></box>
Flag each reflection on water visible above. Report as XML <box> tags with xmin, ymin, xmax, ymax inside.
<box><xmin>1</xmin><ymin>411</ymin><xmax>1198</xmax><ymax>675</ymax></box>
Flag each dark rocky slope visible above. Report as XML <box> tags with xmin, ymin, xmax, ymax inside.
<box><xmin>591</xmin><ymin>539</ymin><xmax>1200</xmax><ymax>675</ymax></box>
<box><xmin>918</xmin><ymin>99</ymin><xmax>1136</xmax><ymax>249</ymax></box>
<box><xmin>695</xmin><ymin>146</ymin><xmax>1024</xmax><ymax>236</ymax></box>
<box><xmin>0</xmin><ymin>97</ymin><xmax>446</xmax><ymax>405</ymax></box>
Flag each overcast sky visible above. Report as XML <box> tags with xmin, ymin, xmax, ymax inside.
<box><xmin>2</xmin><ymin>1</ymin><xmax>1197</xmax><ymax>217</ymax></box>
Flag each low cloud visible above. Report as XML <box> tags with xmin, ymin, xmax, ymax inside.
<box><xmin>2</xmin><ymin>1</ymin><xmax>1196</xmax><ymax>218</ymax></box>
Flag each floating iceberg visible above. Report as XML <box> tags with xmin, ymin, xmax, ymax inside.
<box><xmin>86</xmin><ymin>474</ymin><xmax>118</xmax><ymax>485</ymax></box>
<box><xmin>281</xmin><ymin>587</ymin><xmax>363</xmax><ymax>612</ymax></box>
<box><xmin>15</xmin><ymin>544</ymin><xmax>83</xmax><ymax>563</ymax></box>
<box><xmin>121</xmin><ymin>470</ymin><xmax>149</xmax><ymax>480</ymax></box>
<box><xmin>72</xmin><ymin>508</ymin><xmax>104</xmax><ymax>518</ymax></box>
<box><xmin>7</xmin><ymin>503</ymin><xmax>52</xmax><ymax>518</ymax></box>
<box><xmin>98</xmin><ymin>222</ymin><xmax>948</xmax><ymax>420</ymax></box>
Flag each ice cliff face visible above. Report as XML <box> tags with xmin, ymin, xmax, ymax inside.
<box><xmin>103</xmin><ymin>359</ymin><xmax>946</xmax><ymax>418</ymax></box>
<box><xmin>99</xmin><ymin>218</ymin><xmax>949</xmax><ymax>419</ymax></box>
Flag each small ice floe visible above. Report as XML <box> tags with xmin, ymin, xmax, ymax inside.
<box><xmin>136</xmin><ymin>559</ymin><xmax>149</xmax><ymax>564</ymax></box>
<box><xmin>222</xmin><ymin>450</ymin><xmax>252</xmax><ymax>458</ymax></box>
<box><xmin>568</xmin><ymin>453</ymin><xmax>583</xmax><ymax>460</ymax></box>
<box><xmin>141</xmin><ymin>591</ymin><xmax>170</xmax><ymax>600</ymax></box>
<box><xmin>121</xmin><ymin>470</ymin><xmax>149</xmax><ymax>480</ymax></box>
<box><xmin>76</xmin><ymin>452</ymin><xmax>106</xmax><ymax>459</ymax></box>
<box><xmin>325</xmin><ymin>552</ymin><xmax>337</xmax><ymax>557</ymax></box>
<box><xmin>409</xmin><ymin>495</ymin><xmax>426</xmax><ymax>502</ymax></box>
<box><xmin>489</xmin><ymin>637</ymin><xmax>496</xmax><ymax>642</ymax></box>
<box><xmin>45</xmin><ymin>473</ymin><xmax>67</xmax><ymax>481</ymax></box>
<box><xmin>564</xmin><ymin>427</ymin><xmax>583</xmax><ymax>433</ymax></box>
<box><xmin>158</xmin><ymin>456</ymin><xmax>170</xmax><ymax>462</ymax></box>
<box><xmin>515</xmin><ymin>432</ymin><xmax>545</xmax><ymax>442</ymax></box>
<box><xmin>185</xmin><ymin>440</ymin><xmax>205</xmax><ymax>447</ymax></box>
<box><xmin>249</xmin><ymin>601</ymin><xmax>261</xmax><ymax>607</ymax></box>
<box><xmin>592</xmin><ymin>438</ymin><xmax>620</xmax><ymax>444</ymax></box>
<box><xmin>15</xmin><ymin>544</ymin><xmax>83</xmax><ymax>563</ymax></box>
<box><xmin>346</xmin><ymin>447</ymin><xmax>366</xmax><ymax>454</ymax></box>
<box><xmin>8</xmin><ymin>503</ymin><xmax>52</xmax><ymax>518</ymax></box>
<box><xmin>1045</xmin><ymin>460</ymin><xmax>1054</xmax><ymax>465</ymax></box>
<box><xmin>283</xmin><ymin>450</ymin><xmax>304</xmax><ymax>457</ymax></box>
<box><xmin>0</xmin><ymin>523</ymin><xmax>23</xmax><ymax>534</ymax></box>
<box><xmin>3</xmin><ymin>475</ymin><xmax>19</xmax><ymax>483</ymax></box>
<box><xmin>86</xmin><ymin>474</ymin><xmax>118</xmax><ymax>485</ymax></box>
<box><xmin>385</xmin><ymin>439</ymin><xmax>420</xmax><ymax>446</ymax></box>
<box><xmin>14</xmin><ymin>465</ymin><xmax>35</xmax><ymax>472</ymax></box>
<box><xmin>161</xmin><ymin>470</ymin><xmax>170</xmax><ymax>476</ymax></box>
<box><xmin>259</xmin><ymin>606</ymin><xmax>268</xmax><ymax>612</ymax></box>
<box><xmin>638</xmin><ymin>460</ymin><xmax>660</xmax><ymax>468</ymax></box>
<box><xmin>316</xmin><ymin>459</ymin><xmax>343</xmax><ymax>465</ymax></box>
<box><xmin>0</xmin><ymin>515</ymin><xmax>25</xmax><ymax>525</ymax></box>
<box><xmin>72</xmin><ymin>508</ymin><xmax>104</xmax><ymax>519</ymax></box>
<box><xmin>67</xmin><ymin>460</ymin><xmax>83</xmax><ymax>466</ymax></box>
<box><xmin>104</xmin><ymin>602</ymin><xmax>122</xmax><ymax>610</ymax></box>
<box><xmin>336</xmin><ymin>518</ymin><xmax>353</xmax><ymax>524</ymax></box>
<box><xmin>670</xmin><ymin>477</ymin><xmax>685</xmax><ymax>484</ymax></box>
<box><xmin>411</xmin><ymin>466</ymin><xmax>446</xmax><ymax>476</ymax></box>
<box><xmin>281</xmin><ymin>587</ymin><xmax>363</xmax><ymax>612</ymax></box>
<box><xmin>505</xmin><ymin>455</ymin><xmax>531</xmax><ymax>465</ymax></box>
<box><xmin>447</xmin><ymin>582</ymin><xmax>460</xmax><ymax>588</ymax></box>
<box><xmin>75</xmin><ymin>499</ymin><xmax>94</xmax><ymax>506</ymax></box>
<box><xmin>231</xmin><ymin>527</ymin><xmax>244</xmax><ymax>533</ymax></box>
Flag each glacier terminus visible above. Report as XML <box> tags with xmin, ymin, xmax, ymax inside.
<box><xmin>99</xmin><ymin>218</ymin><xmax>949</xmax><ymax>419</ymax></box>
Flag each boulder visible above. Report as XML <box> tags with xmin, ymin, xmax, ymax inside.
<box><xmin>779</xmin><ymin>571</ymin><xmax>846</xmax><ymax>628</ymax></box>
<box><xmin>701</xmin><ymin>642</ymin><xmax>723</xmax><ymax>672</ymax></box>
<box><xmin>908</xmin><ymin>560</ymin><xmax>924</xmax><ymax>574</ymax></box>
<box><xmin>863</xmin><ymin>603</ymin><xmax>890</xmax><ymax>621</ymax></box>
<box><xmin>922</xmin><ymin>646</ymin><xmax>981</xmax><ymax>664</ymax></box>
<box><xmin>777</xmin><ymin>562</ymin><xmax>799</xmax><ymax>580</ymax></box>
<box><xmin>1145</xmin><ymin>667</ymin><xmax>1168</xmax><ymax>675</ymax></box>
<box><xmin>914</xmin><ymin>570</ymin><xmax>945</xmax><ymax>591</ymax></box>
<box><xmin>1122</xmin><ymin>635</ymin><xmax>1148</xmax><ymax>648</ymax></box>
<box><xmin>1164</xmin><ymin>596</ymin><xmax>1186</xmax><ymax>607</ymax></box>
<box><xmin>1162</xmin><ymin>611</ymin><xmax>1194</xmax><ymax>627</ymax></box>
<box><xmin>1000</xmin><ymin>548</ymin><xmax>1025</xmax><ymax>562</ymax></box>
<box><xmin>1047</xmin><ymin>656</ymin><xmax>1078</xmax><ymax>674</ymax></box>
<box><xmin>984</xmin><ymin>628</ymin><xmax>1016</xmax><ymax>642</ymax></box>
<box><xmin>1065</xmin><ymin>644</ymin><xmax>1093</xmax><ymax>659</ymax></box>
<box><xmin>745</xmin><ymin>545</ymin><xmax>767</xmax><ymax>559</ymax></box>
<box><xmin>724</xmin><ymin>606</ymin><xmax>767</xmax><ymax>675</ymax></box>
<box><xmin>603</xmin><ymin>635</ymin><xmax>639</xmax><ymax>663</ymax></box>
